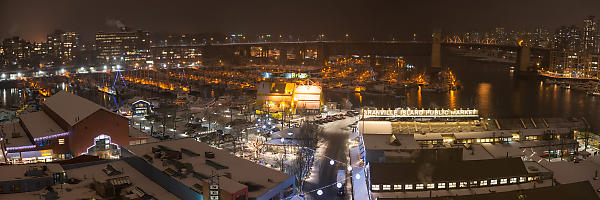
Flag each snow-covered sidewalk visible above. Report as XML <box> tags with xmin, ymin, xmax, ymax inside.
<box><xmin>350</xmin><ymin>146</ymin><xmax>371</xmax><ymax>200</ymax></box>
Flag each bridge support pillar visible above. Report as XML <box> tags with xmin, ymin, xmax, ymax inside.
<box><xmin>317</xmin><ymin>43</ymin><xmax>329</xmax><ymax>66</ymax></box>
<box><xmin>517</xmin><ymin>46</ymin><xmax>531</xmax><ymax>72</ymax></box>
<box><xmin>431</xmin><ymin>29</ymin><xmax>442</xmax><ymax>72</ymax></box>
<box><xmin>279</xmin><ymin>49</ymin><xmax>287</xmax><ymax>65</ymax></box>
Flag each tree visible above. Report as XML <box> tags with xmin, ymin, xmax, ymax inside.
<box><xmin>230</xmin><ymin>123</ymin><xmax>246</xmax><ymax>155</ymax></box>
<box><xmin>295</xmin><ymin>123</ymin><xmax>322</xmax><ymax>149</ymax></box>
<box><xmin>289</xmin><ymin>122</ymin><xmax>322</xmax><ymax>193</ymax></box>
<box><xmin>201</xmin><ymin>107</ymin><xmax>219</xmax><ymax>145</ymax></box>
<box><xmin>290</xmin><ymin>148</ymin><xmax>313</xmax><ymax>193</ymax></box>
<box><xmin>249</xmin><ymin>136</ymin><xmax>265</xmax><ymax>161</ymax></box>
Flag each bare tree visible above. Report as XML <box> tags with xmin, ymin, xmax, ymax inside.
<box><xmin>295</xmin><ymin>123</ymin><xmax>322</xmax><ymax>149</ymax></box>
<box><xmin>289</xmin><ymin>122</ymin><xmax>322</xmax><ymax>193</ymax></box>
<box><xmin>230</xmin><ymin>123</ymin><xmax>246</xmax><ymax>155</ymax></box>
<box><xmin>201</xmin><ymin>107</ymin><xmax>220</xmax><ymax>145</ymax></box>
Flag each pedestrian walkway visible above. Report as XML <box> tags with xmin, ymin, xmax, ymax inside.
<box><xmin>350</xmin><ymin>146</ymin><xmax>370</xmax><ymax>200</ymax></box>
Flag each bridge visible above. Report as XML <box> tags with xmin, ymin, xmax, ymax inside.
<box><xmin>202</xmin><ymin>32</ymin><xmax>552</xmax><ymax>74</ymax></box>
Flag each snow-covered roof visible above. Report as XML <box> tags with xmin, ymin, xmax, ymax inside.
<box><xmin>359</xmin><ymin>121</ymin><xmax>392</xmax><ymax>134</ymax></box>
<box><xmin>43</xmin><ymin>90</ymin><xmax>103</xmax><ymax>126</ymax></box>
<box><xmin>370</xmin><ymin>157</ymin><xmax>528</xmax><ymax>185</ymax></box>
<box><xmin>481</xmin><ymin>143</ymin><xmax>524</xmax><ymax>158</ymax></box>
<box><xmin>65</xmin><ymin>160</ymin><xmax>179</xmax><ymax>200</ymax></box>
<box><xmin>362</xmin><ymin>134</ymin><xmax>420</xmax><ymax>150</ymax></box>
<box><xmin>0</xmin><ymin>163</ymin><xmax>63</xmax><ymax>181</ymax></box>
<box><xmin>1</xmin><ymin>121</ymin><xmax>33</xmax><ymax>147</ymax></box>
<box><xmin>125</xmin><ymin>138</ymin><xmax>292</xmax><ymax>198</ymax></box>
<box><xmin>19</xmin><ymin>111</ymin><xmax>65</xmax><ymax>138</ymax></box>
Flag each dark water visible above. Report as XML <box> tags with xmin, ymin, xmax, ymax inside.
<box><xmin>329</xmin><ymin>55</ymin><xmax>600</xmax><ymax>132</ymax></box>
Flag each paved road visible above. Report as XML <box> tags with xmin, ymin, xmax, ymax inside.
<box><xmin>304</xmin><ymin>117</ymin><xmax>356</xmax><ymax>200</ymax></box>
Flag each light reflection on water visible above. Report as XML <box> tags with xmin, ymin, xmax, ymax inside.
<box><xmin>329</xmin><ymin>55</ymin><xmax>600</xmax><ymax>132</ymax></box>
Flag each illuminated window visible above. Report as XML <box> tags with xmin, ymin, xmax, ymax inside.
<box><xmin>459</xmin><ymin>182</ymin><xmax>468</xmax><ymax>188</ymax></box>
<box><xmin>519</xmin><ymin>177</ymin><xmax>526</xmax><ymax>182</ymax></box>
<box><xmin>470</xmin><ymin>181</ymin><xmax>478</xmax><ymax>187</ymax></box>
<box><xmin>10</xmin><ymin>184</ymin><xmax>20</xmax><ymax>192</ymax></box>
<box><xmin>480</xmin><ymin>180</ymin><xmax>487</xmax><ymax>186</ymax></box>
<box><xmin>438</xmin><ymin>183</ymin><xmax>446</xmax><ymax>189</ymax></box>
<box><xmin>393</xmin><ymin>185</ymin><xmax>402</xmax><ymax>190</ymax></box>
<box><xmin>405</xmin><ymin>184</ymin><xmax>413</xmax><ymax>190</ymax></box>
<box><xmin>58</xmin><ymin>139</ymin><xmax>65</xmax><ymax>145</ymax></box>
<box><xmin>382</xmin><ymin>185</ymin><xmax>391</xmax><ymax>190</ymax></box>
<box><xmin>426</xmin><ymin>183</ymin><xmax>435</xmax><ymax>189</ymax></box>
<box><xmin>416</xmin><ymin>184</ymin><xmax>424</xmax><ymax>190</ymax></box>
<box><xmin>448</xmin><ymin>182</ymin><xmax>457</xmax><ymax>188</ymax></box>
<box><xmin>490</xmin><ymin>179</ymin><xmax>497</xmax><ymax>185</ymax></box>
<box><xmin>500</xmin><ymin>179</ymin><xmax>508</xmax><ymax>184</ymax></box>
<box><xmin>372</xmin><ymin>185</ymin><xmax>380</xmax><ymax>191</ymax></box>
<box><xmin>510</xmin><ymin>178</ymin><xmax>517</xmax><ymax>183</ymax></box>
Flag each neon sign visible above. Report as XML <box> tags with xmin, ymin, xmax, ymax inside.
<box><xmin>361</xmin><ymin>108</ymin><xmax>479</xmax><ymax>117</ymax></box>
<box><xmin>34</xmin><ymin>132</ymin><xmax>70</xmax><ymax>142</ymax></box>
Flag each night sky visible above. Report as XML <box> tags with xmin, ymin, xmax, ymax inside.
<box><xmin>1</xmin><ymin>0</ymin><xmax>599</xmax><ymax>42</ymax></box>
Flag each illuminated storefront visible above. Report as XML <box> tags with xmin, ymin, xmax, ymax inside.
<box><xmin>256</xmin><ymin>81</ymin><xmax>323</xmax><ymax>116</ymax></box>
<box><xmin>132</xmin><ymin>100</ymin><xmax>152</xmax><ymax>116</ymax></box>
<box><xmin>294</xmin><ymin>84</ymin><xmax>322</xmax><ymax>111</ymax></box>
<box><xmin>87</xmin><ymin>134</ymin><xmax>121</xmax><ymax>159</ymax></box>
<box><xmin>6</xmin><ymin>149</ymin><xmax>71</xmax><ymax>164</ymax></box>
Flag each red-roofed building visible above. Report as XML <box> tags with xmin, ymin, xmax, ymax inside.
<box><xmin>2</xmin><ymin>90</ymin><xmax>149</xmax><ymax>164</ymax></box>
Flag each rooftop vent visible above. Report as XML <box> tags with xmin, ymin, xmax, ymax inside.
<box><xmin>102</xmin><ymin>164</ymin><xmax>122</xmax><ymax>176</ymax></box>
<box><xmin>143</xmin><ymin>154</ymin><xmax>153</xmax><ymax>163</ymax></box>
<box><xmin>206</xmin><ymin>159</ymin><xmax>228</xmax><ymax>170</ymax></box>
<box><xmin>192</xmin><ymin>171</ymin><xmax>210</xmax><ymax>180</ymax></box>
<box><xmin>181</xmin><ymin>148</ymin><xmax>200</xmax><ymax>157</ymax></box>
<box><xmin>107</xmin><ymin>176</ymin><xmax>131</xmax><ymax>188</ymax></box>
<box><xmin>205</xmin><ymin>151</ymin><xmax>215</xmax><ymax>159</ymax></box>
<box><xmin>389</xmin><ymin>134</ymin><xmax>401</xmax><ymax>146</ymax></box>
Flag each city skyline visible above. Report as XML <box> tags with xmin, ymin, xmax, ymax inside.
<box><xmin>2</xmin><ymin>0</ymin><xmax>600</xmax><ymax>42</ymax></box>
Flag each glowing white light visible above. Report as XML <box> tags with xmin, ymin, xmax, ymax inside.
<box><xmin>330</xmin><ymin>160</ymin><xmax>335</xmax><ymax>165</ymax></box>
<box><xmin>280</xmin><ymin>138</ymin><xmax>285</xmax><ymax>143</ymax></box>
<box><xmin>262</xmin><ymin>125</ymin><xmax>266</xmax><ymax>129</ymax></box>
<box><xmin>355</xmin><ymin>174</ymin><xmax>361</xmax><ymax>180</ymax></box>
<box><xmin>317</xmin><ymin>190</ymin><xmax>323</xmax><ymax>196</ymax></box>
<box><xmin>336</xmin><ymin>182</ymin><xmax>343</xmax><ymax>188</ymax></box>
<box><xmin>347</xmin><ymin>166</ymin><xmax>352</xmax><ymax>171</ymax></box>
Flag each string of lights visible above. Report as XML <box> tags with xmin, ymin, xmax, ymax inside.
<box><xmin>279</xmin><ymin>137</ymin><xmax>360</xmax><ymax>198</ymax></box>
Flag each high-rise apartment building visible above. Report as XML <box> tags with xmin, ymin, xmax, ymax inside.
<box><xmin>583</xmin><ymin>16</ymin><xmax>599</xmax><ymax>54</ymax></box>
<box><xmin>95</xmin><ymin>28</ymin><xmax>151</xmax><ymax>65</ymax></box>
<box><xmin>46</xmin><ymin>30</ymin><xmax>80</xmax><ymax>65</ymax></box>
